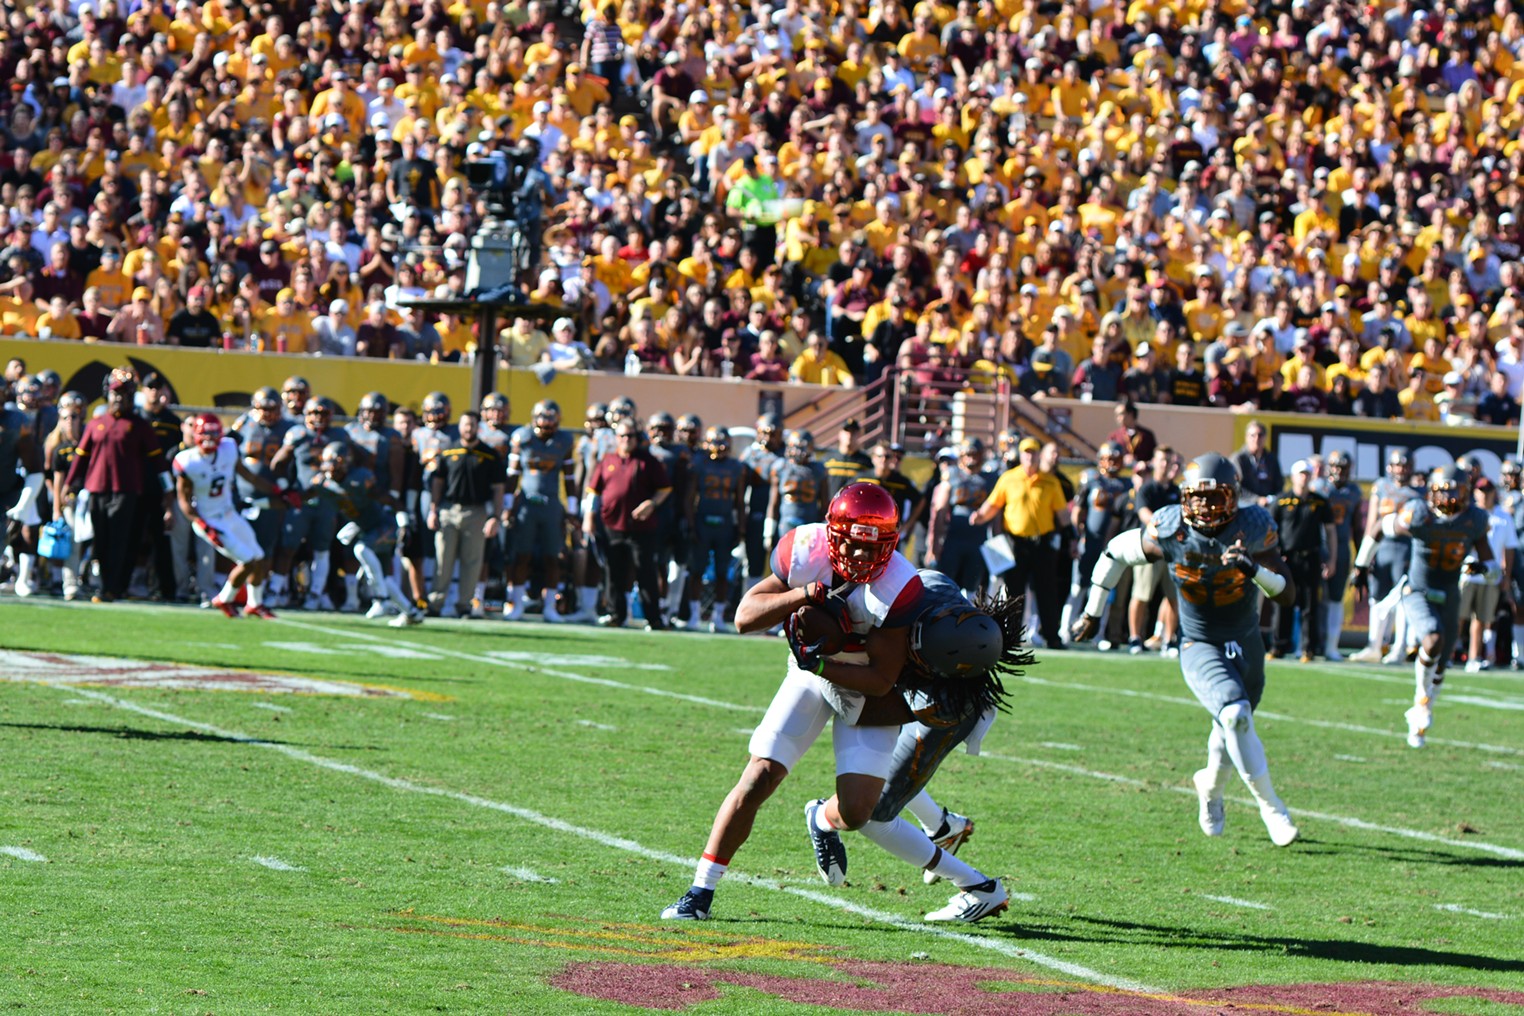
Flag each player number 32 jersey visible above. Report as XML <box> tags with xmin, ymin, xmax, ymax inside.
<box><xmin>172</xmin><ymin>437</ymin><xmax>240</xmax><ymax>516</ymax></box>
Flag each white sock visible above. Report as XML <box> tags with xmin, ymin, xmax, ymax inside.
<box><xmin>906</xmin><ymin>790</ymin><xmax>945</xmax><ymax>831</ymax></box>
<box><xmin>358</xmin><ymin>545</ymin><xmax>409</xmax><ymax>610</ymax></box>
<box><xmin>311</xmin><ymin>551</ymin><xmax>331</xmax><ymax>599</ymax></box>
<box><xmin>813</xmin><ymin>804</ymin><xmax>836</xmax><ymax>832</ymax></box>
<box><xmin>1247</xmin><ymin>771</ymin><xmax>1287</xmax><ymax>813</ymax></box>
<box><xmin>217</xmin><ymin>577</ymin><xmax>238</xmax><ymax>603</ymax></box>
<box><xmin>1219</xmin><ymin>710</ymin><xmax>1269</xmax><ymax>783</ymax></box>
<box><xmin>928</xmin><ymin>847</ymin><xmax>988</xmax><ymax>888</ymax></box>
<box><xmin>1513</xmin><ymin>625</ymin><xmax>1524</xmax><ymax>661</ymax></box>
<box><xmin>693</xmin><ymin>855</ymin><xmax>728</xmax><ymax>890</ymax></box>
<box><xmin>1202</xmin><ymin>723</ymin><xmax>1230</xmax><ymax>789</ymax></box>
<box><xmin>1391</xmin><ymin>592</ymin><xmax>1409</xmax><ymax>651</ymax></box>
<box><xmin>247</xmin><ymin>581</ymin><xmax>264</xmax><ymax>608</ymax></box>
<box><xmin>858</xmin><ymin>817</ymin><xmax>935</xmax><ymax>868</ymax></box>
<box><xmin>474</xmin><ymin>581</ymin><xmax>486</xmax><ymax>603</ymax></box>
<box><xmin>1416</xmin><ymin>652</ymin><xmax>1439</xmax><ymax>702</ymax></box>
<box><xmin>16</xmin><ymin>553</ymin><xmax>34</xmax><ymax>585</ymax></box>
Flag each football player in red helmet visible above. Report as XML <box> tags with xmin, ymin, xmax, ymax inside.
<box><xmin>825</xmin><ymin>480</ymin><xmax>902</xmax><ymax>583</ymax></box>
<box><xmin>663</xmin><ymin>481</ymin><xmax>922</xmax><ymax>922</ymax></box>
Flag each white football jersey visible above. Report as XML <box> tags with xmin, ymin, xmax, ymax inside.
<box><xmin>173</xmin><ymin>437</ymin><xmax>239</xmax><ymax>516</ymax></box>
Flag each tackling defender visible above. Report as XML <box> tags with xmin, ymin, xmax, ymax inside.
<box><xmin>662</xmin><ymin>483</ymin><xmax>922</xmax><ymax>921</ymax></box>
<box><xmin>1359</xmin><ymin>465</ymin><xmax>1491</xmax><ymax>747</ymax></box>
<box><xmin>806</xmin><ymin>572</ymin><xmax>1027</xmax><ymax>922</ymax></box>
<box><xmin>174</xmin><ymin>414</ymin><xmax>301</xmax><ymax>618</ymax></box>
<box><xmin>1072</xmin><ymin>453</ymin><xmax>1300</xmax><ymax>846</ymax></box>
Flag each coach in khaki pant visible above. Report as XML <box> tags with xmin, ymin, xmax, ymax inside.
<box><xmin>427</xmin><ymin>412</ymin><xmax>506</xmax><ymax>616</ymax></box>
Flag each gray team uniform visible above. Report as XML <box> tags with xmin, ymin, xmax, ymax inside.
<box><xmin>1369</xmin><ymin>477</ymin><xmax>1422</xmax><ymax>601</ymax></box>
<box><xmin>0</xmin><ymin>407</ymin><xmax>30</xmax><ymax>515</ymax></box>
<box><xmin>689</xmin><ymin>455</ymin><xmax>745</xmax><ymax>577</ymax></box>
<box><xmin>310</xmin><ymin>465</ymin><xmax>395</xmax><ymax>548</ymax></box>
<box><xmin>509</xmin><ymin>426</ymin><xmax>575</xmax><ymax>560</ymax></box>
<box><xmin>412</xmin><ymin>423</ymin><xmax>460</xmax><ymax>511</ymax></box>
<box><xmin>741</xmin><ymin>440</ymin><xmax>780</xmax><ymax>577</ymax></box>
<box><xmin>774</xmin><ymin>459</ymin><xmax>827</xmax><ymax>534</ymax></box>
<box><xmin>280</xmin><ymin>425</ymin><xmax>354</xmax><ymax>548</ymax></box>
<box><xmin>1313</xmin><ymin>477</ymin><xmax>1362</xmax><ymax>602</ymax></box>
<box><xmin>1074</xmin><ymin>468</ymin><xmax>1128</xmax><ymax>598</ymax></box>
<box><xmin>344</xmin><ymin>421</ymin><xmax>400</xmax><ymax>491</ymax></box>
<box><xmin>937</xmin><ymin>467</ymin><xmax>994</xmax><ymax>591</ymax></box>
<box><xmin>232</xmin><ymin>411</ymin><xmax>292</xmax><ymax>552</ymax></box>
<box><xmin>478</xmin><ymin>424</ymin><xmax>512</xmax><ymax>455</ymax></box>
<box><xmin>1503</xmin><ymin>488</ymin><xmax>1524</xmax><ymax>604</ymax></box>
<box><xmin>873</xmin><ymin>571</ymin><xmax>997</xmax><ymax>822</ymax></box>
<box><xmin>1152</xmin><ymin>504</ymin><xmax>1279</xmax><ymax>714</ymax></box>
<box><xmin>1398</xmin><ymin>500</ymin><xmax>1490</xmax><ymax>670</ymax></box>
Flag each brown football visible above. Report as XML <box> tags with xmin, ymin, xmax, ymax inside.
<box><xmin>793</xmin><ymin>604</ymin><xmax>848</xmax><ymax>656</ymax></box>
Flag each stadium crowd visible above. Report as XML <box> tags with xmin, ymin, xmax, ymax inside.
<box><xmin>0</xmin><ymin>0</ymin><xmax>1513</xmax><ymax>420</ymax></box>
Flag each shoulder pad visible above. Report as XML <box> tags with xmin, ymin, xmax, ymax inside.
<box><xmin>1239</xmin><ymin>504</ymin><xmax>1279</xmax><ymax>552</ymax></box>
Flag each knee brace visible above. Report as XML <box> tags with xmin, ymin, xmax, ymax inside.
<box><xmin>1217</xmin><ymin>699</ymin><xmax>1253</xmax><ymax>734</ymax></box>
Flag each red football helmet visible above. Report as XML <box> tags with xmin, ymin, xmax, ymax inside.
<box><xmin>193</xmin><ymin>413</ymin><xmax>224</xmax><ymax>454</ymax></box>
<box><xmin>826</xmin><ymin>482</ymin><xmax>900</xmax><ymax>583</ymax></box>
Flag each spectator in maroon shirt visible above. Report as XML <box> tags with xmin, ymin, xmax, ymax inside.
<box><xmin>745</xmin><ymin>331</ymin><xmax>790</xmax><ymax>382</ymax></box>
<box><xmin>1106</xmin><ymin>400</ymin><xmax>1157</xmax><ymax>466</ymax></box>
<box><xmin>64</xmin><ymin>368</ymin><xmax>170</xmax><ymax>601</ymax></box>
<box><xmin>583</xmin><ymin>417</ymin><xmax>672</xmax><ymax>629</ymax></box>
<box><xmin>1208</xmin><ymin>350</ymin><xmax>1261</xmax><ymax>409</ymax></box>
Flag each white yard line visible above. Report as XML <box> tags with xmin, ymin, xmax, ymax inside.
<box><xmin>1333</xmin><ymin>755</ymin><xmax>1368</xmax><ymax>763</ymax></box>
<box><xmin>501</xmin><ymin>865</ymin><xmax>560</xmax><ymax>883</ymax></box>
<box><xmin>981</xmin><ymin>754</ymin><xmax>1147</xmax><ymax>786</ymax></box>
<box><xmin>1484</xmin><ymin>760</ymin><xmax>1524</xmax><ymax>771</ymax></box>
<box><xmin>0</xmin><ymin>846</ymin><xmax>47</xmax><ymax>862</ymax></box>
<box><xmin>252</xmin><ymin>702</ymin><xmax>293</xmax><ymax>713</ymax></box>
<box><xmin>1434</xmin><ymin>904</ymin><xmax>1511</xmax><ymax>920</ymax></box>
<box><xmin>273</xmin><ymin>616</ymin><xmax>758</xmax><ymax>714</ymax></box>
<box><xmin>1198</xmin><ymin>895</ymin><xmax>1272</xmax><ymax>911</ymax></box>
<box><xmin>421</xmin><ymin>713</ymin><xmax>455</xmax><ymax>722</ymax></box>
<box><xmin>1037</xmin><ymin>742</ymin><xmax>1084</xmax><ymax>752</ymax></box>
<box><xmin>60</xmin><ymin>684</ymin><xmax>1159</xmax><ymax>995</ymax></box>
<box><xmin>251</xmin><ymin>855</ymin><xmax>305</xmax><ymax>872</ymax></box>
<box><xmin>575</xmin><ymin>720</ymin><xmax>617</xmax><ymax>731</ymax></box>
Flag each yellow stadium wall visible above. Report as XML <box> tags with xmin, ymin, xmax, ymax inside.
<box><xmin>0</xmin><ymin>338</ymin><xmax>588</xmax><ymax>420</ymax></box>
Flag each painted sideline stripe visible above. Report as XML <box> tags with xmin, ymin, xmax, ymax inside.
<box><xmin>0</xmin><ymin>846</ymin><xmax>47</xmax><ymax>862</ymax></box>
<box><xmin>265</xmin><ymin>615</ymin><xmax>1524</xmax><ymax>863</ymax></box>
<box><xmin>1011</xmin><ymin>674</ymin><xmax>1524</xmax><ymax>757</ymax></box>
<box><xmin>252</xmin><ymin>855</ymin><xmax>305</xmax><ymax>872</ymax></box>
<box><xmin>1434</xmin><ymin>903</ymin><xmax>1511</xmax><ymax>920</ymax></box>
<box><xmin>60</xmin><ymin>685</ymin><xmax>1158</xmax><ymax>995</ymax></box>
<box><xmin>273</xmin><ymin>616</ymin><xmax>758</xmax><ymax>714</ymax></box>
<box><xmin>1199</xmin><ymin>895</ymin><xmax>1272</xmax><ymax>911</ymax></box>
<box><xmin>502</xmin><ymin>865</ymin><xmax>560</xmax><ymax>883</ymax></box>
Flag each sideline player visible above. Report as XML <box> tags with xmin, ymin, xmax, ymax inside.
<box><xmin>1352</xmin><ymin>450</ymin><xmax>1422</xmax><ymax>663</ymax></box>
<box><xmin>1365</xmin><ymin>465</ymin><xmax>1491</xmax><ymax>747</ymax></box>
<box><xmin>684</xmin><ymin>426</ymin><xmax>746</xmax><ymax>632</ymax></box>
<box><xmin>174</xmin><ymin>414</ymin><xmax>300</xmax><ymax>618</ymax></box>
<box><xmin>662</xmin><ymin>483</ymin><xmax>921</xmax><ymax>921</ymax></box>
<box><xmin>1072</xmin><ymin>453</ymin><xmax>1300</xmax><ymax>846</ymax></box>
<box><xmin>1312</xmin><ymin>450</ymin><xmax>1362</xmax><ymax>661</ymax></box>
<box><xmin>504</xmin><ymin>400</ymin><xmax>577</xmax><ymax>621</ymax></box>
<box><xmin>308</xmin><ymin>443</ymin><xmax>426</xmax><ymax>627</ymax></box>
<box><xmin>740</xmin><ymin>413</ymin><xmax>784</xmax><ymax>594</ymax></box>
<box><xmin>807</xmin><ymin>574</ymin><xmax>1027</xmax><ymax>922</ymax></box>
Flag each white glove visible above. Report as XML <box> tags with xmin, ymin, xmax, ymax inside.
<box><xmin>395</xmin><ymin>510</ymin><xmax>412</xmax><ymax>532</ymax></box>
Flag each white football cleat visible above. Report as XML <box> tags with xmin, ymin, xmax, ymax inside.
<box><xmin>365</xmin><ymin>600</ymin><xmax>392</xmax><ymax>619</ymax></box>
<box><xmin>468</xmin><ymin>598</ymin><xmax>485</xmax><ymax>619</ymax></box>
<box><xmin>925</xmin><ymin>878</ymin><xmax>1009</xmax><ymax>923</ymax></box>
<box><xmin>1259</xmin><ymin>803</ymin><xmax>1300</xmax><ymax>847</ymax></box>
<box><xmin>504</xmin><ymin>601</ymin><xmax>526</xmax><ymax>621</ymax></box>
<box><xmin>1381</xmin><ymin>649</ymin><xmax>1404</xmax><ymax>665</ymax></box>
<box><xmin>1348</xmin><ymin>647</ymin><xmax>1383</xmax><ymax>663</ymax></box>
<box><xmin>924</xmin><ymin>811</ymin><xmax>974</xmax><ymax>884</ymax></box>
<box><xmin>804</xmin><ymin>799</ymin><xmax>848</xmax><ymax>886</ymax></box>
<box><xmin>1192</xmin><ymin>768</ymin><xmax>1225</xmax><ymax>837</ymax></box>
<box><xmin>1405</xmin><ymin>700</ymin><xmax>1432</xmax><ymax>749</ymax></box>
<box><xmin>389</xmin><ymin>609</ymin><xmax>424</xmax><ymax>628</ymax></box>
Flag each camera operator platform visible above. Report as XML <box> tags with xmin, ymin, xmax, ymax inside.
<box><xmin>399</xmin><ymin>135</ymin><xmax>558</xmax><ymax>405</ymax></box>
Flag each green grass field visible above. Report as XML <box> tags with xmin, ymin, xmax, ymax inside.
<box><xmin>1</xmin><ymin>598</ymin><xmax>1522</xmax><ymax>1015</ymax></box>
